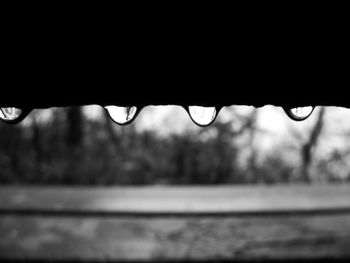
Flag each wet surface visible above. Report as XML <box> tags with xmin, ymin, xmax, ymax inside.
<box><xmin>1</xmin><ymin>215</ymin><xmax>350</xmax><ymax>260</ymax></box>
<box><xmin>1</xmin><ymin>186</ymin><xmax>350</xmax><ymax>260</ymax></box>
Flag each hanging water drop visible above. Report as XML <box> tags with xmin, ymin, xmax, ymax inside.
<box><xmin>104</xmin><ymin>106</ymin><xmax>138</xmax><ymax>125</ymax></box>
<box><xmin>0</xmin><ymin>107</ymin><xmax>28</xmax><ymax>124</ymax></box>
<box><xmin>187</xmin><ymin>106</ymin><xmax>218</xmax><ymax>127</ymax></box>
<box><xmin>284</xmin><ymin>106</ymin><xmax>315</xmax><ymax>121</ymax></box>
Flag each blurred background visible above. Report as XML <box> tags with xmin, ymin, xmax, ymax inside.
<box><xmin>1</xmin><ymin>105</ymin><xmax>350</xmax><ymax>185</ymax></box>
<box><xmin>1</xmin><ymin>105</ymin><xmax>350</xmax><ymax>261</ymax></box>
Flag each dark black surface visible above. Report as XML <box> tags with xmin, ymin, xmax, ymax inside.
<box><xmin>2</xmin><ymin>9</ymin><xmax>348</xmax><ymax>109</ymax></box>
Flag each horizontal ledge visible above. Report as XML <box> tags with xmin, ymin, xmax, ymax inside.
<box><xmin>1</xmin><ymin>185</ymin><xmax>350</xmax><ymax>216</ymax></box>
<box><xmin>1</xmin><ymin>208</ymin><xmax>350</xmax><ymax>218</ymax></box>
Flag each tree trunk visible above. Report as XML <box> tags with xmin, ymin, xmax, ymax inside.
<box><xmin>32</xmin><ymin>115</ymin><xmax>43</xmax><ymax>178</ymax></box>
<box><xmin>301</xmin><ymin>107</ymin><xmax>326</xmax><ymax>182</ymax></box>
<box><xmin>66</xmin><ymin>107</ymin><xmax>83</xmax><ymax>149</ymax></box>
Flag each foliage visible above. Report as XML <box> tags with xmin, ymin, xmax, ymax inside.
<box><xmin>0</xmin><ymin>107</ymin><xmax>349</xmax><ymax>185</ymax></box>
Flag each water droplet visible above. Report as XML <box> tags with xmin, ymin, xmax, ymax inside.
<box><xmin>188</xmin><ymin>106</ymin><xmax>218</xmax><ymax>127</ymax></box>
<box><xmin>0</xmin><ymin>107</ymin><xmax>27</xmax><ymax>123</ymax></box>
<box><xmin>284</xmin><ymin>106</ymin><xmax>315</xmax><ymax>121</ymax></box>
<box><xmin>105</xmin><ymin>106</ymin><xmax>138</xmax><ymax>125</ymax></box>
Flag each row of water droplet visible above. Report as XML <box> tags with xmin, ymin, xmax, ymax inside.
<box><xmin>0</xmin><ymin>106</ymin><xmax>315</xmax><ymax>126</ymax></box>
<box><xmin>105</xmin><ymin>106</ymin><xmax>220</xmax><ymax>127</ymax></box>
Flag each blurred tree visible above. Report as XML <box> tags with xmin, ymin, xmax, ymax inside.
<box><xmin>300</xmin><ymin>107</ymin><xmax>326</xmax><ymax>182</ymax></box>
<box><xmin>31</xmin><ymin>113</ymin><xmax>43</xmax><ymax>178</ymax></box>
<box><xmin>67</xmin><ymin>107</ymin><xmax>83</xmax><ymax>181</ymax></box>
<box><xmin>243</xmin><ymin>109</ymin><xmax>259</xmax><ymax>183</ymax></box>
<box><xmin>205</xmin><ymin>121</ymin><xmax>238</xmax><ymax>184</ymax></box>
<box><xmin>0</xmin><ymin>124</ymin><xmax>23</xmax><ymax>181</ymax></box>
<box><xmin>2</xmin><ymin>105</ymin><xmax>349</xmax><ymax>186</ymax></box>
<box><xmin>66</xmin><ymin>107</ymin><xmax>83</xmax><ymax>149</ymax></box>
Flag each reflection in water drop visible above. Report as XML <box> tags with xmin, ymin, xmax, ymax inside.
<box><xmin>105</xmin><ymin>106</ymin><xmax>138</xmax><ymax>125</ymax></box>
<box><xmin>0</xmin><ymin>107</ymin><xmax>25</xmax><ymax>123</ymax></box>
<box><xmin>188</xmin><ymin>106</ymin><xmax>217</xmax><ymax>127</ymax></box>
<box><xmin>284</xmin><ymin>106</ymin><xmax>315</xmax><ymax>121</ymax></box>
